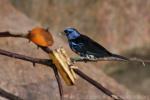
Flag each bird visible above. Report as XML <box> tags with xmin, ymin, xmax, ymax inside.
<box><xmin>62</xmin><ymin>27</ymin><xmax>128</xmax><ymax>60</ymax></box>
<box><xmin>27</xmin><ymin>27</ymin><xmax>54</xmax><ymax>47</ymax></box>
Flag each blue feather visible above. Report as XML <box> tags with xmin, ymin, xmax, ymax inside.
<box><xmin>63</xmin><ymin>27</ymin><xmax>128</xmax><ymax>60</ymax></box>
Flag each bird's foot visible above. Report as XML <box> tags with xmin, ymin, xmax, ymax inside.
<box><xmin>86</xmin><ymin>55</ymin><xmax>96</xmax><ymax>60</ymax></box>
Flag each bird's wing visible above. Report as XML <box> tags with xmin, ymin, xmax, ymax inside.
<box><xmin>43</xmin><ymin>31</ymin><xmax>54</xmax><ymax>46</ymax></box>
<box><xmin>77</xmin><ymin>34</ymin><xmax>112</xmax><ymax>57</ymax></box>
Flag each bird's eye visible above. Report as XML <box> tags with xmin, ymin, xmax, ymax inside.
<box><xmin>64</xmin><ymin>30</ymin><xmax>68</xmax><ymax>33</ymax></box>
<box><xmin>64</xmin><ymin>29</ymin><xmax>74</xmax><ymax>35</ymax></box>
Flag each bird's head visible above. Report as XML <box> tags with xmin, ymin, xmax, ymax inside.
<box><xmin>62</xmin><ymin>27</ymin><xmax>80</xmax><ymax>40</ymax></box>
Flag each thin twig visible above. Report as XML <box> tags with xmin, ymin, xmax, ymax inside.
<box><xmin>0</xmin><ymin>31</ymin><xmax>26</xmax><ymax>38</ymax></box>
<box><xmin>0</xmin><ymin>49</ymin><xmax>52</xmax><ymax>67</ymax></box>
<box><xmin>0</xmin><ymin>48</ymin><xmax>124</xmax><ymax>100</ymax></box>
<box><xmin>0</xmin><ymin>48</ymin><xmax>64</xmax><ymax>100</ymax></box>
<box><xmin>39</xmin><ymin>47</ymin><xmax>64</xmax><ymax>100</ymax></box>
<box><xmin>1</xmin><ymin>31</ymin><xmax>144</xmax><ymax>100</ymax></box>
<box><xmin>74</xmin><ymin>69</ymin><xmax>123</xmax><ymax>100</ymax></box>
<box><xmin>52</xmin><ymin>65</ymin><xmax>64</xmax><ymax>100</ymax></box>
<box><xmin>71</xmin><ymin>56</ymin><xmax>150</xmax><ymax>66</ymax></box>
<box><xmin>71</xmin><ymin>57</ymin><xmax>127</xmax><ymax>62</ymax></box>
<box><xmin>0</xmin><ymin>88</ymin><xmax>23</xmax><ymax>100</ymax></box>
<box><xmin>1</xmin><ymin>31</ymin><xmax>150</xmax><ymax>66</ymax></box>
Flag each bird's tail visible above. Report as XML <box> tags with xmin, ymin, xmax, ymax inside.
<box><xmin>111</xmin><ymin>53</ymin><xmax>129</xmax><ymax>61</ymax></box>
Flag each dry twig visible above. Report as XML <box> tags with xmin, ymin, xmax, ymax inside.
<box><xmin>0</xmin><ymin>48</ymin><xmax>123</xmax><ymax>100</ymax></box>
<box><xmin>0</xmin><ymin>31</ymin><xmax>26</xmax><ymax>38</ymax></box>
<box><xmin>39</xmin><ymin>47</ymin><xmax>64</xmax><ymax>100</ymax></box>
<box><xmin>0</xmin><ymin>88</ymin><xmax>23</xmax><ymax>100</ymax></box>
<box><xmin>71</xmin><ymin>56</ymin><xmax>150</xmax><ymax>66</ymax></box>
<box><xmin>74</xmin><ymin>69</ymin><xmax>123</xmax><ymax>100</ymax></box>
<box><xmin>2</xmin><ymin>30</ymin><xmax>150</xmax><ymax>100</ymax></box>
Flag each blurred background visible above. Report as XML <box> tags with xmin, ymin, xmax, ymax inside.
<box><xmin>10</xmin><ymin>0</ymin><xmax>150</xmax><ymax>95</ymax></box>
<box><xmin>0</xmin><ymin>0</ymin><xmax>150</xmax><ymax>99</ymax></box>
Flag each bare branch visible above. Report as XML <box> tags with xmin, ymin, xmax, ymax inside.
<box><xmin>74</xmin><ymin>69</ymin><xmax>123</xmax><ymax>100</ymax></box>
<box><xmin>71</xmin><ymin>56</ymin><xmax>150</xmax><ymax>66</ymax></box>
<box><xmin>1</xmin><ymin>31</ymin><xmax>149</xmax><ymax>66</ymax></box>
<box><xmin>52</xmin><ymin>65</ymin><xmax>64</xmax><ymax>100</ymax></box>
<box><xmin>0</xmin><ymin>88</ymin><xmax>23</xmax><ymax>100</ymax></box>
<box><xmin>38</xmin><ymin>47</ymin><xmax>64</xmax><ymax>100</ymax></box>
<box><xmin>0</xmin><ymin>49</ymin><xmax>52</xmax><ymax>67</ymax></box>
<box><xmin>2</xmin><ymin>31</ymin><xmax>144</xmax><ymax>99</ymax></box>
<box><xmin>0</xmin><ymin>31</ymin><xmax>26</xmax><ymax>38</ymax></box>
<box><xmin>0</xmin><ymin>48</ymin><xmax>64</xmax><ymax>100</ymax></box>
<box><xmin>0</xmin><ymin>48</ymin><xmax>124</xmax><ymax>100</ymax></box>
<box><xmin>71</xmin><ymin>56</ymin><xmax>127</xmax><ymax>62</ymax></box>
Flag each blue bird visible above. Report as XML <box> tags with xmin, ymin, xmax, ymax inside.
<box><xmin>63</xmin><ymin>27</ymin><xmax>128</xmax><ymax>60</ymax></box>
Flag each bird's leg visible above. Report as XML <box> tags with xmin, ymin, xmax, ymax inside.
<box><xmin>86</xmin><ymin>55</ymin><xmax>96</xmax><ymax>60</ymax></box>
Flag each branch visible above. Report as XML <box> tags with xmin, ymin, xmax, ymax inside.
<box><xmin>0</xmin><ymin>49</ymin><xmax>52</xmax><ymax>67</ymax></box>
<box><xmin>74</xmin><ymin>69</ymin><xmax>123</xmax><ymax>100</ymax></box>
<box><xmin>0</xmin><ymin>31</ymin><xmax>128</xmax><ymax>99</ymax></box>
<box><xmin>71</xmin><ymin>56</ymin><xmax>150</xmax><ymax>66</ymax></box>
<box><xmin>0</xmin><ymin>88</ymin><xmax>23</xmax><ymax>100</ymax></box>
<box><xmin>1</xmin><ymin>31</ymin><xmax>149</xmax><ymax>66</ymax></box>
<box><xmin>0</xmin><ymin>48</ymin><xmax>123</xmax><ymax>100</ymax></box>
<box><xmin>0</xmin><ymin>31</ymin><xmax>63</xmax><ymax>99</ymax></box>
<box><xmin>0</xmin><ymin>31</ymin><xmax>26</xmax><ymax>38</ymax></box>
<box><xmin>0</xmin><ymin>48</ymin><xmax>63</xmax><ymax>100</ymax></box>
<box><xmin>52</xmin><ymin>65</ymin><xmax>64</xmax><ymax>100</ymax></box>
<box><xmin>38</xmin><ymin>47</ymin><xmax>64</xmax><ymax>100</ymax></box>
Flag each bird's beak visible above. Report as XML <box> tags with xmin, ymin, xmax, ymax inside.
<box><xmin>59</xmin><ymin>31</ymin><xmax>66</xmax><ymax>36</ymax></box>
